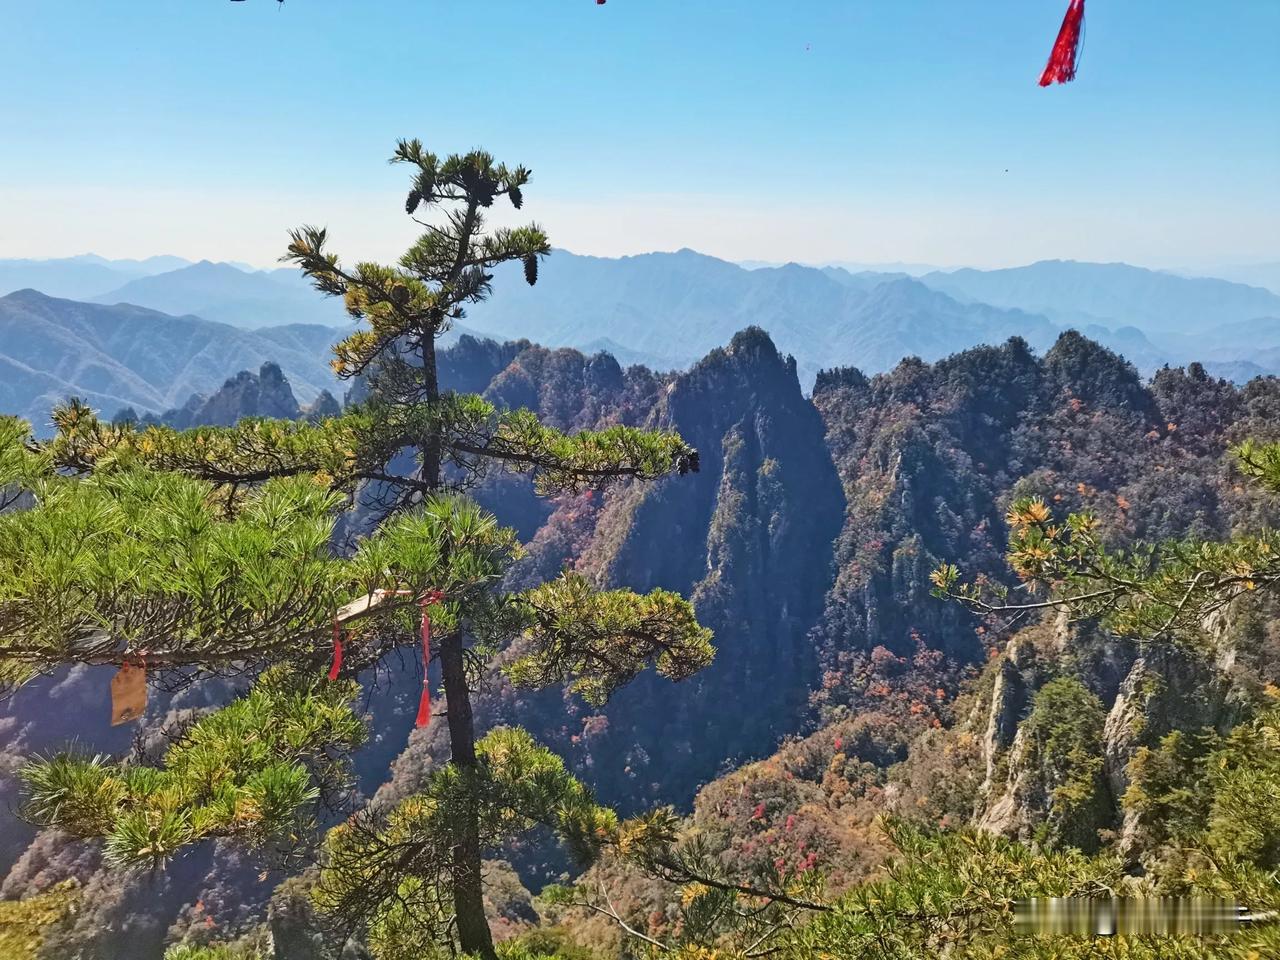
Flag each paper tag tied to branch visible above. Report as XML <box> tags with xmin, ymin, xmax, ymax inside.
<box><xmin>328</xmin><ymin>589</ymin><xmax>408</xmax><ymax>680</ymax></box>
<box><xmin>110</xmin><ymin>661</ymin><xmax>147</xmax><ymax>726</ymax></box>
<box><xmin>324</xmin><ymin>588</ymin><xmax>443</xmax><ymax>728</ymax></box>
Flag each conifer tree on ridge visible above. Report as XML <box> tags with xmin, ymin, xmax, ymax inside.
<box><xmin>0</xmin><ymin>140</ymin><xmax>713</xmax><ymax>959</ymax></box>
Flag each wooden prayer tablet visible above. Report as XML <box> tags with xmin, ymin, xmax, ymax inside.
<box><xmin>110</xmin><ymin>662</ymin><xmax>147</xmax><ymax>726</ymax></box>
<box><xmin>335</xmin><ymin>589</ymin><xmax>412</xmax><ymax>624</ymax></box>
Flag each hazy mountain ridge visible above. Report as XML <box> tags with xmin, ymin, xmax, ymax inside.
<box><xmin>462</xmin><ymin>250</ymin><xmax>1062</xmax><ymax>385</ymax></box>
<box><xmin>10</xmin><ymin>251</ymin><xmax>1280</xmax><ymax>392</ymax></box>
<box><xmin>0</xmin><ymin>289</ymin><xmax>342</xmax><ymax>430</ymax></box>
<box><xmin>0</xmin><ymin>259</ymin><xmax>150</xmax><ymax>303</ymax></box>
<box><xmin>1</xmin><ymin>255</ymin><xmax>349</xmax><ymax>331</ymax></box>
<box><xmin>922</xmin><ymin>259</ymin><xmax>1280</xmax><ymax>335</ymax></box>
<box><xmin>463</xmin><ymin>250</ymin><xmax>1280</xmax><ymax>385</ymax></box>
<box><xmin>91</xmin><ymin>260</ymin><xmax>351</xmax><ymax>329</ymax></box>
<box><xmin>0</xmin><ymin>253</ymin><xmax>208</xmax><ymax>300</ymax></box>
<box><xmin>1169</xmin><ymin>262</ymin><xmax>1280</xmax><ymax>296</ymax></box>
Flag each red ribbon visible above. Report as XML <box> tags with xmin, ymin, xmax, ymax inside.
<box><xmin>1039</xmin><ymin>0</ymin><xmax>1085</xmax><ymax>87</ymax></box>
<box><xmin>327</xmin><ymin>619</ymin><xmax>344</xmax><ymax>681</ymax></box>
<box><xmin>416</xmin><ymin>590</ymin><xmax>445</xmax><ymax>728</ymax></box>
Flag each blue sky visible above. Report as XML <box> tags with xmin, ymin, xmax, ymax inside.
<box><xmin>2</xmin><ymin>0</ymin><xmax>1276</xmax><ymax>269</ymax></box>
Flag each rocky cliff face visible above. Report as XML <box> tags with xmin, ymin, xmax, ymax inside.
<box><xmin>383</xmin><ymin>329</ymin><xmax>846</xmax><ymax>813</ymax></box>
<box><xmin>119</xmin><ymin>361</ymin><xmax>329</xmax><ymax>429</ymax></box>
<box><xmin>190</xmin><ymin>362</ymin><xmax>299</xmax><ymax>425</ymax></box>
<box><xmin>971</xmin><ymin>610</ymin><xmax>1258</xmax><ymax>860</ymax></box>
<box><xmin>807</xmin><ymin>340</ymin><xmax>1045</xmax><ymax>723</ymax></box>
<box><xmin>560</xmin><ymin>328</ymin><xmax>845</xmax><ymax>809</ymax></box>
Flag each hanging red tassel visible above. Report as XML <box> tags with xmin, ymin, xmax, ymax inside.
<box><xmin>327</xmin><ymin>619</ymin><xmax>344</xmax><ymax>681</ymax></box>
<box><xmin>415</xmin><ymin>591</ymin><xmax>445</xmax><ymax>728</ymax></box>
<box><xmin>1039</xmin><ymin>0</ymin><xmax>1085</xmax><ymax>87</ymax></box>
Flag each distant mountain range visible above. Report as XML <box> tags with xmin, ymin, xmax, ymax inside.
<box><xmin>740</xmin><ymin>258</ymin><xmax>942</xmax><ymax>276</ymax></box>
<box><xmin>460</xmin><ymin>249</ymin><xmax>1059</xmax><ymax>384</ymax></box>
<box><xmin>5</xmin><ymin>250</ymin><xmax>1280</xmax><ymax>419</ymax></box>
<box><xmin>0</xmin><ymin>256</ymin><xmax>349</xmax><ymax>329</ymax></box>
<box><xmin>1173</xmin><ymin>262</ymin><xmax>1280</xmax><ymax>296</ymax></box>
<box><xmin>463</xmin><ymin>250</ymin><xmax>1280</xmax><ymax>385</ymax></box>
<box><xmin>920</xmin><ymin>259</ymin><xmax>1280</xmax><ymax>335</ymax></box>
<box><xmin>91</xmin><ymin>260</ymin><xmax>351</xmax><ymax>329</ymax></box>
<box><xmin>0</xmin><ymin>256</ymin><xmax>169</xmax><ymax>303</ymax></box>
<box><xmin>0</xmin><ymin>289</ymin><xmax>345</xmax><ymax>431</ymax></box>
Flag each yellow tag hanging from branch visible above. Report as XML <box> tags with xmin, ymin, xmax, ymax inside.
<box><xmin>110</xmin><ymin>662</ymin><xmax>147</xmax><ymax>726</ymax></box>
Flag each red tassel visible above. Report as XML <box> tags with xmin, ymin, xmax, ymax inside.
<box><xmin>1039</xmin><ymin>0</ymin><xmax>1085</xmax><ymax>87</ymax></box>
<box><xmin>327</xmin><ymin>619</ymin><xmax>343</xmax><ymax>681</ymax></box>
<box><xmin>415</xmin><ymin>591</ymin><xmax>444</xmax><ymax>728</ymax></box>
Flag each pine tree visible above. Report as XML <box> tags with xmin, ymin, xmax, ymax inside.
<box><xmin>931</xmin><ymin>437</ymin><xmax>1280</xmax><ymax>642</ymax></box>
<box><xmin>0</xmin><ymin>141</ymin><xmax>713</xmax><ymax>958</ymax></box>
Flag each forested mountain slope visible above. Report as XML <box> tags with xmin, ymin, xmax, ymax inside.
<box><xmin>548</xmin><ymin>333</ymin><xmax>1280</xmax><ymax>956</ymax></box>
<box><xmin>3</xmin><ymin>327</ymin><xmax>1279</xmax><ymax>956</ymax></box>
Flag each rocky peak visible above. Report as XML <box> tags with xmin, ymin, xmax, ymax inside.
<box><xmin>304</xmin><ymin>389</ymin><xmax>341</xmax><ymax>422</ymax></box>
<box><xmin>561</xmin><ymin>327</ymin><xmax>844</xmax><ymax>808</ymax></box>
<box><xmin>134</xmin><ymin>361</ymin><xmax>303</xmax><ymax>429</ymax></box>
<box><xmin>1042</xmin><ymin>329</ymin><xmax>1155</xmax><ymax>418</ymax></box>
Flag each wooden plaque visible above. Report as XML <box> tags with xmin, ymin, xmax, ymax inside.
<box><xmin>110</xmin><ymin>663</ymin><xmax>147</xmax><ymax>726</ymax></box>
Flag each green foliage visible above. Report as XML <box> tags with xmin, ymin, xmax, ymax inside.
<box><xmin>1019</xmin><ymin>676</ymin><xmax>1110</xmax><ymax>851</ymax></box>
<box><xmin>316</xmin><ymin>727</ymin><xmax>617</xmax><ymax>957</ymax></box>
<box><xmin>0</xmin><ymin>427</ymin><xmax>520</xmax><ymax>677</ymax></box>
<box><xmin>792</xmin><ymin>819</ymin><xmax>1121</xmax><ymax>958</ymax></box>
<box><xmin>509</xmin><ymin>574</ymin><xmax>714</xmax><ymax>704</ymax></box>
<box><xmin>790</xmin><ymin>820</ymin><xmax>1280</xmax><ymax>960</ymax></box>
<box><xmin>934</xmin><ymin>478</ymin><xmax>1280</xmax><ymax>645</ymax></box>
<box><xmin>1202</xmin><ymin>697</ymin><xmax>1280</xmax><ymax>867</ymax></box>
<box><xmin>1123</xmin><ymin>727</ymin><xmax>1217</xmax><ymax>861</ymax></box>
<box><xmin>0</xmin><ymin>880</ymin><xmax>78</xmax><ymax>960</ymax></box>
<box><xmin>20</xmin><ymin>667</ymin><xmax>366</xmax><ymax>866</ymax></box>
<box><xmin>274</xmin><ymin>141</ymin><xmax>710</xmax><ymax>960</ymax></box>
<box><xmin>0</xmin><ymin>415</ymin><xmax>50</xmax><ymax>496</ymax></box>
<box><xmin>446</xmin><ymin>404</ymin><xmax>698</xmax><ymax>495</ymax></box>
<box><xmin>562</xmin><ymin>801</ymin><xmax>1280</xmax><ymax>959</ymax></box>
<box><xmin>40</xmin><ymin>392</ymin><xmax>696</xmax><ymax>501</ymax></box>
<box><xmin>163</xmin><ymin>941</ymin><xmax>271</xmax><ymax>960</ymax></box>
<box><xmin>0</xmin><ymin>139</ymin><xmax>712</xmax><ymax>960</ymax></box>
<box><xmin>494</xmin><ymin>927</ymin><xmax>595</xmax><ymax>960</ymax></box>
<box><xmin>0</xmin><ymin>427</ymin><xmax>342</xmax><ymax>677</ymax></box>
<box><xmin>284</xmin><ymin>141</ymin><xmax>548</xmax><ymax>380</ymax></box>
<box><xmin>1234</xmin><ymin>437</ymin><xmax>1280</xmax><ymax>492</ymax></box>
<box><xmin>543</xmin><ymin>802</ymin><xmax>832</xmax><ymax>959</ymax></box>
<box><xmin>45</xmin><ymin>397</ymin><xmax>370</xmax><ymax>498</ymax></box>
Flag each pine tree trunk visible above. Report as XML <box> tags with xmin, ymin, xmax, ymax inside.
<box><xmin>418</xmin><ymin>307</ymin><xmax>497</xmax><ymax>959</ymax></box>
<box><xmin>440</xmin><ymin>633</ymin><xmax>496</xmax><ymax>960</ymax></box>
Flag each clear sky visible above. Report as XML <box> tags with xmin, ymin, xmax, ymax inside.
<box><xmin>2</xmin><ymin>0</ymin><xmax>1276</xmax><ymax>270</ymax></box>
